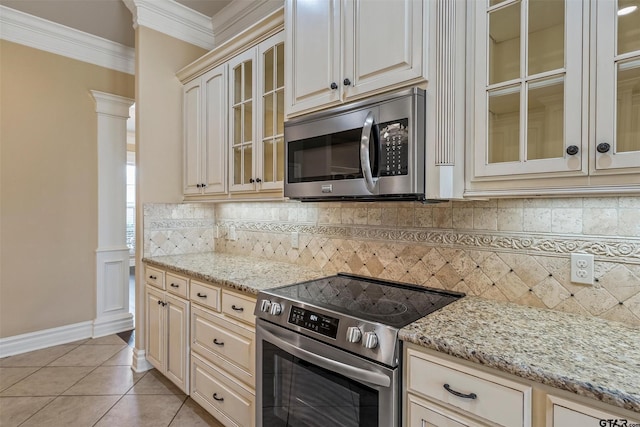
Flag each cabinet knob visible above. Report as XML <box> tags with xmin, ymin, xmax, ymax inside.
<box><xmin>249</xmin><ymin>178</ymin><xmax>255</xmax><ymax>183</ymax></box>
<box><xmin>256</xmin><ymin>178</ymin><xmax>262</xmax><ymax>183</ymax></box>
<box><xmin>330</xmin><ymin>82</ymin><xmax>338</xmax><ymax>90</ymax></box>
<box><xmin>343</xmin><ymin>78</ymin><xmax>351</xmax><ymax>86</ymax></box>
<box><xmin>196</xmin><ymin>184</ymin><xmax>201</xmax><ymax>188</ymax></box>
<box><xmin>566</xmin><ymin>145</ymin><xmax>579</xmax><ymax>155</ymax></box>
<box><xmin>157</xmin><ymin>300</ymin><xmax>162</xmax><ymax>305</ymax></box>
<box><xmin>597</xmin><ymin>142</ymin><xmax>611</xmax><ymax>153</ymax></box>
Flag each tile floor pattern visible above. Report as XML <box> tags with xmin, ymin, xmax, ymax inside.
<box><xmin>0</xmin><ymin>334</ymin><xmax>224</xmax><ymax>427</ymax></box>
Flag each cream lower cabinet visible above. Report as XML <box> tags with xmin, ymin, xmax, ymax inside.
<box><xmin>548</xmin><ymin>395</ymin><xmax>639</xmax><ymax>427</ymax></box>
<box><xmin>189</xmin><ymin>284</ymin><xmax>257</xmax><ymax>427</ymax></box>
<box><xmin>405</xmin><ymin>345</ymin><xmax>532</xmax><ymax>427</ymax></box>
<box><xmin>405</xmin><ymin>343</ymin><xmax>639</xmax><ymax>427</ymax></box>
<box><xmin>144</xmin><ymin>278</ymin><xmax>190</xmax><ymax>393</ymax></box>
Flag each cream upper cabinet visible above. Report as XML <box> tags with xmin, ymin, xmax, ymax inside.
<box><xmin>183</xmin><ymin>64</ymin><xmax>228</xmax><ymax>197</ymax></box>
<box><xmin>594</xmin><ymin>0</ymin><xmax>640</xmax><ymax>172</ymax></box>
<box><xmin>229</xmin><ymin>31</ymin><xmax>285</xmax><ymax>194</ymax></box>
<box><xmin>472</xmin><ymin>0</ymin><xmax>583</xmax><ymax>179</ymax></box>
<box><xmin>467</xmin><ymin>0</ymin><xmax>640</xmax><ymax>197</ymax></box>
<box><xmin>285</xmin><ymin>0</ymin><xmax>426</xmax><ymax>117</ymax></box>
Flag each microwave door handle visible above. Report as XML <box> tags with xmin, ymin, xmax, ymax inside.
<box><xmin>360</xmin><ymin>112</ymin><xmax>377</xmax><ymax>193</ymax></box>
<box><xmin>259</xmin><ymin>325</ymin><xmax>391</xmax><ymax>388</ymax></box>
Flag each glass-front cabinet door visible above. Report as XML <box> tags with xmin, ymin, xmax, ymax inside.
<box><xmin>258</xmin><ymin>32</ymin><xmax>286</xmax><ymax>191</ymax></box>
<box><xmin>595</xmin><ymin>0</ymin><xmax>640</xmax><ymax>172</ymax></box>
<box><xmin>473</xmin><ymin>0</ymin><xmax>584</xmax><ymax>178</ymax></box>
<box><xmin>228</xmin><ymin>32</ymin><xmax>285</xmax><ymax>194</ymax></box>
<box><xmin>229</xmin><ymin>49</ymin><xmax>257</xmax><ymax>192</ymax></box>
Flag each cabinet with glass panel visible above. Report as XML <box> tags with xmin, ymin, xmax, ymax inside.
<box><xmin>467</xmin><ymin>0</ymin><xmax>640</xmax><ymax>197</ymax></box>
<box><xmin>229</xmin><ymin>31</ymin><xmax>285</xmax><ymax>194</ymax></box>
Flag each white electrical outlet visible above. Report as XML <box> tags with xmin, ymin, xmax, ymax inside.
<box><xmin>228</xmin><ymin>226</ymin><xmax>237</xmax><ymax>241</ymax></box>
<box><xmin>571</xmin><ymin>253</ymin><xmax>594</xmax><ymax>285</ymax></box>
<box><xmin>215</xmin><ymin>225</ymin><xmax>221</xmax><ymax>239</ymax></box>
<box><xmin>291</xmin><ymin>231</ymin><xmax>299</xmax><ymax>249</ymax></box>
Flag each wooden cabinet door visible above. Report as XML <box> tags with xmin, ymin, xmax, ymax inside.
<box><xmin>342</xmin><ymin>0</ymin><xmax>425</xmax><ymax>101</ymax></box>
<box><xmin>594</xmin><ymin>0</ymin><xmax>640</xmax><ymax>172</ymax></box>
<box><xmin>183</xmin><ymin>79</ymin><xmax>202</xmax><ymax>195</ymax></box>
<box><xmin>285</xmin><ymin>0</ymin><xmax>341</xmax><ymax>116</ymax></box>
<box><xmin>202</xmin><ymin>64</ymin><xmax>228</xmax><ymax>195</ymax></box>
<box><xmin>256</xmin><ymin>32</ymin><xmax>286</xmax><ymax>192</ymax></box>
<box><xmin>165</xmin><ymin>294</ymin><xmax>189</xmax><ymax>393</ymax></box>
<box><xmin>472</xmin><ymin>0</ymin><xmax>584</xmax><ymax>179</ymax></box>
<box><xmin>145</xmin><ymin>285</ymin><xmax>165</xmax><ymax>371</ymax></box>
<box><xmin>407</xmin><ymin>394</ymin><xmax>474</xmax><ymax>427</ymax></box>
<box><xmin>229</xmin><ymin>48</ymin><xmax>258</xmax><ymax>193</ymax></box>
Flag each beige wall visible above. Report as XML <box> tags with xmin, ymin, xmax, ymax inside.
<box><xmin>0</xmin><ymin>41</ymin><xmax>134</xmax><ymax>338</ymax></box>
<box><xmin>134</xmin><ymin>27</ymin><xmax>206</xmax><ymax>350</ymax></box>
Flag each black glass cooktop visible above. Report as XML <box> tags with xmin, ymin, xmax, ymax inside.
<box><xmin>268</xmin><ymin>273</ymin><xmax>464</xmax><ymax>329</ymax></box>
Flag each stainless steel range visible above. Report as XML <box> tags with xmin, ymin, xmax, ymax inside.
<box><xmin>255</xmin><ymin>273</ymin><xmax>464</xmax><ymax>427</ymax></box>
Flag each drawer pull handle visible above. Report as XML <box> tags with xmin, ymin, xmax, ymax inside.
<box><xmin>213</xmin><ymin>393</ymin><xmax>224</xmax><ymax>402</ymax></box>
<box><xmin>197</xmin><ymin>292</ymin><xmax>207</xmax><ymax>298</ymax></box>
<box><xmin>231</xmin><ymin>305</ymin><xmax>244</xmax><ymax>312</ymax></box>
<box><xmin>213</xmin><ymin>338</ymin><xmax>224</xmax><ymax>346</ymax></box>
<box><xmin>443</xmin><ymin>384</ymin><xmax>477</xmax><ymax>400</ymax></box>
<box><xmin>170</xmin><ymin>283</ymin><xmax>179</xmax><ymax>288</ymax></box>
<box><xmin>149</xmin><ymin>275</ymin><xmax>157</xmax><ymax>280</ymax></box>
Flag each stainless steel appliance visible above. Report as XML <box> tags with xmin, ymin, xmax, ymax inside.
<box><xmin>284</xmin><ymin>88</ymin><xmax>426</xmax><ymax>201</ymax></box>
<box><xmin>255</xmin><ymin>273</ymin><xmax>464</xmax><ymax>427</ymax></box>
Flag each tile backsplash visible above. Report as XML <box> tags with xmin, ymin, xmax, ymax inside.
<box><xmin>144</xmin><ymin>196</ymin><xmax>640</xmax><ymax>326</ymax></box>
<box><xmin>143</xmin><ymin>203</ymin><xmax>215</xmax><ymax>256</ymax></box>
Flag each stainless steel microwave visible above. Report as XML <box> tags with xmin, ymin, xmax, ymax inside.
<box><xmin>284</xmin><ymin>88</ymin><xmax>426</xmax><ymax>201</ymax></box>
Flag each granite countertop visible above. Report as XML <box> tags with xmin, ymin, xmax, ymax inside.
<box><xmin>143</xmin><ymin>252</ymin><xmax>323</xmax><ymax>295</ymax></box>
<box><xmin>143</xmin><ymin>252</ymin><xmax>639</xmax><ymax>414</ymax></box>
<box><xmin>400</xmin><ymin>296</ymin><xmax>640</xmax><ymax>414</ymax></box>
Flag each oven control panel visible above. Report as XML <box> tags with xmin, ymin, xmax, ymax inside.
<box><xmin>288</xmin><ymin>306</ymin><xmax>339</xmax><ymax>339</ymax></box>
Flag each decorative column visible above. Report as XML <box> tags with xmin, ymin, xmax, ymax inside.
<box><xmin>90</xmin><ymin>90</ymin><xmax>135</xmax><ymax>337</ymax></box>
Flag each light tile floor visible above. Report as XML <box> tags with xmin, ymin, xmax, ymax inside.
<box><xmin>0</xmin><ymin>333</ymin><xmax>224</xmax><ymax>427</ymax></box>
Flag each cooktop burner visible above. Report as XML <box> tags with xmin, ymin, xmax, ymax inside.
<box><xmin>266</xmin><ymin>273</ymin><xmax>463</xmax><ymax>328</ymax></box>
<box><xmin>256</xmin><ymin>273</ymin><xmax>464</xmax><ymax>367</ymax></box>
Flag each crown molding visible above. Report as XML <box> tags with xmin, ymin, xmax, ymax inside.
<box><xmin>0</xmin><ymin>5</ymin><xmax>135</xmax><ymax>75</ymax></box>
<box><xmin>212</xmin><ymin>0</ymin><xmax>284</xmax><ymax>45</ymax></box>
<box><xmin>126</xmin><ymin>0</ymin><xmax>214</xmax><ymax>50</ymax></box>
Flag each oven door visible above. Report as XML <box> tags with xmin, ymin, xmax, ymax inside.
<box><xmin>256</xmin><ymin>319</ymin><xmax>398</xmax><ymax>427</ymax></box>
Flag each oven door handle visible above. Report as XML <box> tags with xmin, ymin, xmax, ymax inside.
<box><xmin>260</xmin><ymin>326</ymin><xmax>391</xmax><ymax>388</ymax></box>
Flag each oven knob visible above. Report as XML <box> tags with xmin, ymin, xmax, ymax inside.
<box><xmin>260</xmin><ymin>300</ymin><xmax>272</xmax><ymax>313</ymax></box>
<box><xmin>269</xmin><ymin>302</ymin><xmax>282</xmax><ymax>316</ymax></box>
<box><xmin>346</xmin><ymin>327</ymin><xmax>362</xmax><ymax>343</ymax></box>
<box><xmin>363</xmin><ymin>331</ymin><xmax>378</xmax><ymax>349</ymax></box>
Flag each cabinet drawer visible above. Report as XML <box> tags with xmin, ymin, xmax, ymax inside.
<box><xmin>191</xmin><ymin>353</ymin><xmax>254</xmax><ymax>427</ymax></box>
<box><xmin>191</xmin><ymin>306</ymin><xmax>255</xmax><ymax>387</ymax></box>
<box><xmin>190</xmin><ymin>280</ymin><xmax>220</xmax><ymax>311</ymax></box>
<box><xmin>166</xmin><ymin>272</ymin><xmax>189</xmax><ymax>298</ymax></box>
<box><xmin>407</xmin><ymin>349</ymin><xmax>530</xmax><ymax>427</ymax></box>
<box><xmin>145</xmin><ymin>266</ymin><xmax>165</xmax><ymax>289</ymax></box>
<box><xmin>407</xmin><ymin>393</ymin><xmax>474</xmax><ymax>427</ymax></box>
<box><xmin>221</xmin><ymin>290</ymin><xmax>256</xmax><ymax>325</ymax></box>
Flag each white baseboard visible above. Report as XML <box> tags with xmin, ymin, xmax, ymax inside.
<box><xmin>0</xmin><ymin>321</ymin><xmax>93</xmax><ymax>358</ymax></box>
<box><xmin>92</xmin><ymin>312</ymin><xmax>135</xmax><ymax>338</ymax></box>
<box><xmin>132</xmin><ymin>348</ymin><xmax>154</xmax><ymax>373</ymax></box>
<box><xmin>0</xmin><ymin>314</ymin><xmax>136</xmax><ymax>358</ymax></box>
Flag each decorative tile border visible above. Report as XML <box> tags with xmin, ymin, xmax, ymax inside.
<box><xmin>217</xmin><ymin>220</ymin><xmax>640</xmax><ymax>263</ymax></box>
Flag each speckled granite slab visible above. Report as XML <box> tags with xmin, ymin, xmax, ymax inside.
<box><xmin>400</xmin><ymin>296</ymin><xmax>640</xmax><ymax>413</ymax></box>
<box><xmin>143</xmin><ymin>252</ymin><xmax>323</xmax><ymax>295</ymax></box>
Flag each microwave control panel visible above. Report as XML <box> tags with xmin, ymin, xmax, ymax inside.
<box><xmin>379</xmin><ymin>118</ymin><xmax>409</xmax><ymax>176</ymax></box>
